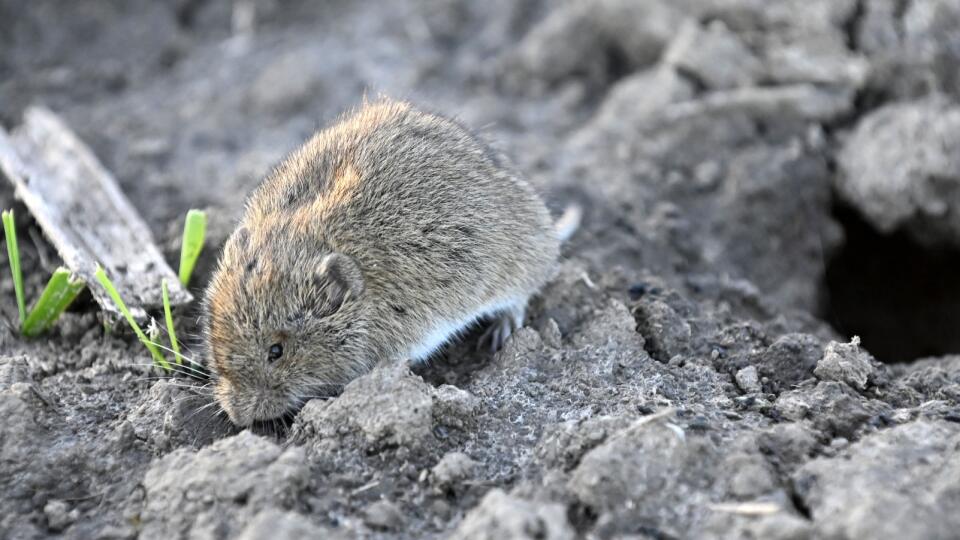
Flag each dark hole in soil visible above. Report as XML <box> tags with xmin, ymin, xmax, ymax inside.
<box><xmin>822</xmin><ymin>202</ymin><xmax>960</xmax><ymax>363</ymax></box>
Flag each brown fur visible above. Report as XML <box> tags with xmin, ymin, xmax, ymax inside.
<box><xmin>203</xmin><ymin>98</ymin><xmax>560</xmax><ymax>426</ymax></box>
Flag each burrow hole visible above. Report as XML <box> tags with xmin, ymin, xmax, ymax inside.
<box><xmin>822</xmin><ymin>201</ymin><xmax>960</xmax><ymax>363</ymax></box>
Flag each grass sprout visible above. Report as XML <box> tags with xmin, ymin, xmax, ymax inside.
<box><xmin>3</xmin><ymin>208</ymin><xmax>210</xmax><ymax>358</ymax></box>
<box><xmin>178</xmin><ymin>209</ymin><xmax>207</xmax><ymax>286</ymax></box>
<box><xmin>2</xmin><ymin>210</ymin><xmax>26</xmax><ymax>325</ymax></box>
<box><xmin>95</xmin><ymin>265</ymin><xmax>171</xmax><ymax>372</ymax></box>
<box><xmin>161</xmin><ymin>278</ymin><xmax>182</xmax><ymax>364</ymax></box>
<box><xmin>22</xmin><ymin>268</ymin><xmax>85</xmax><ymax>337</ymax></box>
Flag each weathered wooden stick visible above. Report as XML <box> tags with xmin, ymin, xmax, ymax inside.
<box><xmin>0</xmin><ymin>106</ymin><xmax>192</xmax><ymax>320</ymax></box>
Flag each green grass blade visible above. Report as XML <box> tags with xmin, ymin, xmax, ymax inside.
<box><xmin>178</xmin><ymin>209</ymin><xmax>207</xmax><ymax>286</ymax></box>
<box><xmin>94</xmin><ymin>265</ymin><xmax>170</xmax><ymax>372</ymax></box>
<box><xmin>22</xmin><ymin>268</ymin><xmax>85</xmax><ymax>337</ymax></box>
<box><xmin>161</xmin><ymin>278</ymin><xmax>181</xmax><ymax>365</ymax></box>
<box><xmin>2</xmin><ymin>210</ymin><xmax>26</xmax><ymax>326</ymax></box>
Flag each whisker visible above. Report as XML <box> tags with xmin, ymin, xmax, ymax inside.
<box><xmin>183</xmin><ymin>400</ymin><xmax>222</xmax><ymax>424</ymax></box>
<box><xmin>127</xmin><ymin>363</ymin><xmax>206</xmax><ymax>380</ymax></box>
<box><xmin>166</xmin><ymin>385</ymin><xmax>214</xmax><ymax>396</ymax></box>
<box><xmin>168</xmin><ymin>392</ymin><xmax>208</xmax><ymax>404</ymax></box>
<box><xmin>168</xmin><ymin>394</ymin><xmax>213</xmax><ymax>409</ymax></box>
<box><xmin>127</xmin><ymin>362</ymin><xmax>201</xmax><ymax>377</ymax></box>
<box><xmin>194</xmin><ymin>404</ymin><xmax>233</xmax><ymax>445</ymax></box>
<box><xmin>131</xmin><ymin>376</ymin><xmax>175</xmax><ymax>383</ymax></box>
<box><xmin>137</xmin><ymin>345</ymin><xmax>210</xmax><ymax>380</ymax></box>
<box><xmin>126</xmin><ymin>359</ymin><xmax>202</xmax><ymax>373</ymax></box>
<box><xmin>140</xmin><ymin>339</ymin><xmax>204</xmax><ymax>366</ymax></box>
<box><xmin>144</xmin><ymin>380</ymin><xmax>211</xmax><ymax>391</ymax></box>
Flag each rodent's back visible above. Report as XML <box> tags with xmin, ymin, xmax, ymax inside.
<box><xmin>232</xmin><ymin>99</ymin><xmax>558</xmax><ymax>358</ymax></box>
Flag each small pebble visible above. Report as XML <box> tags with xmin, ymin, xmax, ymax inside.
<box><xmin>735</xmin><ymin>366</ymin><xmax>762</xmax><ymax>393</ymax></box>
<box><xmin>44</xmin><ymin>500</ymin><xmax>75</xmax><ymax>532</ymax></box>
<box><xmin>363</xmin><ymin>500</ymin><xmax>404</xmax><ymax>531</ymax></box>
<box><xmin>430</xmin><ymin>452</ymin><xmax>477</xmax><ymax>491</ymax></box>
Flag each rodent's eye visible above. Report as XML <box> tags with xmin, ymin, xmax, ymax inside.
<box><xmin>267</xmin><ymin>343</ymin><xmax>283</xmax><ymax>362</ymax></box>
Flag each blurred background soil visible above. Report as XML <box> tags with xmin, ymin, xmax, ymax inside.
<box><xmin>2</xmin><ymin>1</ymin><xmax>960</xmax><ymax>538</ymax></box>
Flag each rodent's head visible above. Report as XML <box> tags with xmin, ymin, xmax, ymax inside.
<box><xmin>203</xmin><ymin>226</ymin><xmax>373</xmax><ymax>427</ymax></box>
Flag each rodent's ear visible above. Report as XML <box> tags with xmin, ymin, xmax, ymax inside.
<box><xmin>317</xmin><ymin>252</ymin><xmax>365</xmax><ymax>307</ymax></box>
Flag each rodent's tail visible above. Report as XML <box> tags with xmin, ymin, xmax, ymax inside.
<box><xmin>554</xmin><ymin>204</ymin><xmax>583</xmax><ymax>243</ymax></box>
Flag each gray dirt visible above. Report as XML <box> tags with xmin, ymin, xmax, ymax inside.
<box><xmin>2</xmin><ymin>1</ymin><xmax>960</xmax><ymax>539</ymax></box>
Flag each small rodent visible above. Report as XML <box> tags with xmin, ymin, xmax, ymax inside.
<box><xmin>203</xmin><ymin>98</ymin><xmax>579</xmax><ymax>426</ymax></box>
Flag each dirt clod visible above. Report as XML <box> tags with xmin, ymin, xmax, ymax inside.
<box><xmin>450</xmin><ymin>489</ymin><xmax>574</xmax><ymax>540</ymax></box>
<box><xmin>814</xmin><ymin>337</ymin><xmax>879</xmax><ymax>390</ymax></box>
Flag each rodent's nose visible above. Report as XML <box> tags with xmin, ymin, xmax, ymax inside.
<box><xmin>215</xmin><ymin>378</ymin><xmax>292</xmax><ymax>426</ymax></box>
<box><xmin>214</xmin><ymin>381</ymin><xmax>254</xmax><ymax>427</ymax></box>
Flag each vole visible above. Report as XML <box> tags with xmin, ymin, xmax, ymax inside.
<box><xmin>203</xmin><ymin>98</ymin><xmax>580</xmax><ymax>427</ymax></box>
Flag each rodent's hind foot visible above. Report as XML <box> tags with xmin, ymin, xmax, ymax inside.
<box><xmin>478</xmin><ymin>304</ymin><xmax>526</xmax><ymax>352</ymax></box>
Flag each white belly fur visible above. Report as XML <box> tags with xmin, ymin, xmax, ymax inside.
<box><xmin>407</xmin><ymin>296</ymin><xmax>524</xmax><ymax>362</ymax></box>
